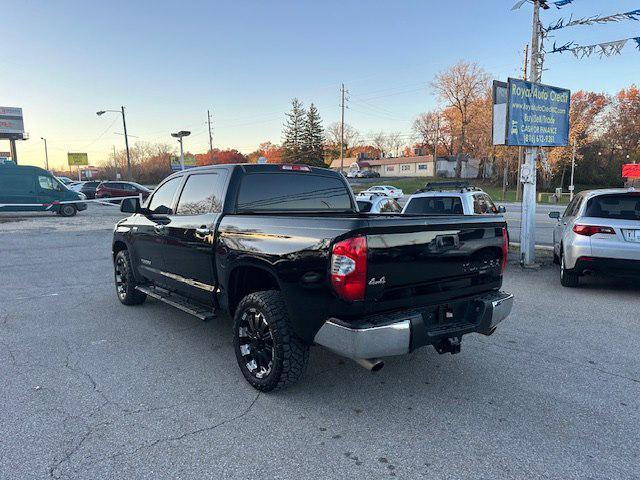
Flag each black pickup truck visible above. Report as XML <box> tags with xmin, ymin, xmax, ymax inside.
<box><xmin>112</xmin><ymin>164</ymin><xmax>513</xmax><ymax>391</ymax></box>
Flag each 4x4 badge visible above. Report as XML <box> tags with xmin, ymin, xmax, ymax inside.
<box><xmin>368</xmin><ymin>276</ymin><xmax>386</xmax><ymax>286</ymax></box>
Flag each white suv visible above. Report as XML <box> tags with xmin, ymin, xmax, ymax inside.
<box><xmin>402</xmin><ymin>182</ymin><xmax>505</xmax><ymax>216</ymax></box>
<box><xmin>549</xmin><ymin>188</ymin><xmax>640</xmax><ymax>287</ymax></box>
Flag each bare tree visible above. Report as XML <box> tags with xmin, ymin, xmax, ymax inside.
<box><xmin>327</xmin><ymin>122</ymin><xmax>360</xmax><ymax>157</ymax></box>
<box><xmin>432</xmin><ymin>61</ymin><xmax>489</xmax><ymax>177</ymax></box>
<box><xmin>387</xmin><ymin>131</ymin><xmax>404</xmax><ymax>157</ymax></box>
<box><xmin>371</xmin><ymin>131</ymin><xmax>388</xmax><ymax>157</ymax></box>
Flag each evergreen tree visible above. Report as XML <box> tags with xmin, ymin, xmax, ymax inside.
<box><xmin>281</xmin><ymin>98</ymin><xmax>306</xmax><ymax>162</ymax></box>
<box><xmin>301</xmin><ymin>103</ymin><xmax>326</xmax><ymax>167</ymax></box>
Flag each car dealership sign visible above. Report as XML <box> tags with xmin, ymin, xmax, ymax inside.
<box><xmin>506</xmin><ymin>79</ymin><xmax>570</xmax><ymax>147</ymax></box>
<box><xmin>0</xmin><ymin>106</ymin><xmax>24</xmax><ymax>138</ymax></box>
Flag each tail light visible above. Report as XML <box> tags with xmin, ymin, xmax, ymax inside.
<box><xmin>281</xmin><ymin>165</ymin><xmax>311</xmax><ymax>172</ymax></box>
<box><xmin>331</xmin><ymin>236</ymin><xmax>367</xmax><ymax>301</ymax></box>
<box><xmin>573</xmin><ymin>224</ymin><xmax>615</xmax><ymax>236</ymax></box>
<box><xmin>501</xmin><ymin>227</ymin><xmax>508</xmax><ymax>274</ymax></box>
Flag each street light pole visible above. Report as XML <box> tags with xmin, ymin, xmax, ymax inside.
<box><xmin>569</xmin><ymin>141</ymin><xmax>576</xmax><ymax>201</ymax></box>
<box><xmin>97</xmin><ymin>107</ymin><xmax>132</xmax><ymax>180</ymax></box>
<box><xmin>171</xmin><ymin>131</ymin><xmax>191</xmax><ymax>171</ymax></box>
<box><xmin>41</xmin><ymin>137</ymin><xmax>49</xmax><ymax>171</ymax></box>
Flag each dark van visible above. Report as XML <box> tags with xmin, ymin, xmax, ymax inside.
<box><xmin>0</xmin><ymin>164</ymin><xmax>87</xmax><ymax>217</ymax></box>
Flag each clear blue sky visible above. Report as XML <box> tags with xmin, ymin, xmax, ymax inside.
<box><xmin>2</xmin><ymin>0</ymin><xmax>639</xmax><ymax>169</ymax></box>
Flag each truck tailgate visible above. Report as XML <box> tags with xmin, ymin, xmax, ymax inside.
<box><xmin>363</xmin><ymin>215</ymin><xmax>505</xmax><ymax>310</ymax></box>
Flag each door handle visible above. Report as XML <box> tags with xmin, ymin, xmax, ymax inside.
<box><xmin>154</xmin><ymin>225</ymin><xmax>167</xmax><ymax>234</ymax></box>
<box><xmin>195</xmin><ymin>227</ymin><xmax>212</xmax><ymax>238</ymax></box>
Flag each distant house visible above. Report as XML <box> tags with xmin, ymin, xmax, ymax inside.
<box><xmin>329</xmin><ymin>154</ymin><xmax>493</xmax><ymax>179</ymax></box>
<box><xmin>329</xmin><ymin>155</ymin><xmax>435</xmax><ymax>177</ymax></box>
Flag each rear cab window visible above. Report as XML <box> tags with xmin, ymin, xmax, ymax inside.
<box><xmin>236</xmin><ymin>173</ymin><xmax>353</xmax><ymax>212</ymax></box>
<box><xmin>405</xmin><ymin>196</ymin><xmax>463</xmax><ymax>215</ymax></box>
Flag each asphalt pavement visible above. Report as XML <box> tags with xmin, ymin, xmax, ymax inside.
<box><xmin>1</xmin><ymin>205</ymin><xmax>639</xmax><ymax>479</ymax></box>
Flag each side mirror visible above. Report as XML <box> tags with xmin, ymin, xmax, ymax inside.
<box><xmin>497</xmin><ymin>205</ymin><xmax>507</xmax><ymax>213</ymax></box>
<box><xmin>121</xmin><ymin>197</ymin><xmax>141</xmax><ymax>214</ymax></box>
<box><xmin>549</xmin><ymin>211</ymin><xmax>560</xmax><ymax>219</ymax></box>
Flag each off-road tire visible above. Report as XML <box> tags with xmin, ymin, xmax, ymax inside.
<box><xmin>114</xmin><ymin>250</ymin><xmax>147</xmax><ymax>305</ymax></box>
<box><xmin>233</xmin><ymin>290</ymin><xmax>309</xmax><ymax>392</ymax></box>
<box><xmin>560</xmin><ymin>249</ymin><xmax>579</xmax><ymax>288</ymax></box>
<box><xmin>59</xmin><ymin>204</ymin><xmax>77</xmax><ymax>217</ymax></box>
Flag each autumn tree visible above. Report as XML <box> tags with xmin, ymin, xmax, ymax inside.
<box><xmin>432</xmin><ymin>61</ymin><xmax>490</xmax><ymax>177</ymax></box>
<box><xmin>281</xmin><ymin>98</ymin><xmax>306</xmax><ymax>162</ymax></box>
<box><xmin>301</xmin><ymin>103</ymin><xmax>325</xmax><ymax>166</ymax></box>
<box><xmin>247</xmin><ymin>141</ymin><xmax>283</xmax><ymax>164</ymax></box>
<box><xmin>606</xmin><ymin>85</ymin><xmax>640</xmax><ymax>157</ymax></box>
<box><xmin>547</xmin><ymin>90</ymin><xmax>609</xmax><ymax>186</ymax></box>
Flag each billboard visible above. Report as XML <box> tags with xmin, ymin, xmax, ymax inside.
<box><xmin>492</xmin><ymin>81</ymin><xmax>508</xmax><ymax>145</ymax></box>
<box><xmin>68</xmin><ymin>152</ymin><xmax>89</xmax><ymax>166</ymax></box>
<box><xmin>506</xmin><ymin>79</ymin><xmax>570</xmax><ymax>147</ymax></box>
<box><xmin>0</xmin><ymin>106</ymin><xmax>24</xmax><ymax>139</ymax></box>
<box><xmin>170</xmin><ymin>155</ymin><xmax>197</xmax><ymax>171</ymax></box>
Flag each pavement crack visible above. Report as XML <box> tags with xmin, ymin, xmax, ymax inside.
<box><xmin>83</xmin><ymin>391</ymin><xmax>262</xmax><ymax>469</ymax></box>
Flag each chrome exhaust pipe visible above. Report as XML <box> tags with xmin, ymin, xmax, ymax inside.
<box><xmin>354</xmin><ymin>358</ymin><xmax>384</xmax><ymax>372</ymax></box>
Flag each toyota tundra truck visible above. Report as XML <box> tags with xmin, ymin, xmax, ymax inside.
<box><xmin>112</xmin><ymin>164</ymin><xmax>513</xmax><ymax>391</ymax></box>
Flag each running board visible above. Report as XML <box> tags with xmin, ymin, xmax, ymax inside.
<box><xmin>135</xmin><ymin>286</ymin><xmax>216</xmax><ymax>322</ymax></box>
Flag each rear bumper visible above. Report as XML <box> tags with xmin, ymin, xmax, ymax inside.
<box><xmin>313</xmin><ymin>291</ymin><xmax>513</xmax><ymax>359</ymax></box>
<box><xmin>573</xmin><ymin>257</ymin><xmax>640</xmax><ymax>277</ymax></box>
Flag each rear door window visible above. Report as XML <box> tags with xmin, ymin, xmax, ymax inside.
<box><xmin>405</xmin><ymin>196</ymin><xmax>463</xmax><ymax>215</ymax></box>
<box><xmin>176</xmin><ymin>172</ymin><xmax>227</xmax><ymax>215</ymax></box>
<box><xmin>237</xmin><ymin>173</ymin><xmax>352</xmax><ymax>212</ymax></box>
<box><xmin>147</xmin><ymin>177</ymin><xmax>181</xmax><ymax>214</ymax></box>
<box><xmin>585</xmin><ymin>194</ymin><xmax>640</xmax><ymax>221</ymax></box>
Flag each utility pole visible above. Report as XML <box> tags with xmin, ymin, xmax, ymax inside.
<box><xmin>520</xmin><ymin>1</ymin><xmax>543</xmax><ymax>266</ymax></box>
<box><xmin>340</xmin><ymin>83</ymin><xmax>346</xmax><ymax>173</ymax></box>
<box><xmin>569</xmin><ymin>140</ymin><xmax>576</xmax><ymax>201</ymax></box>
<box><xmin>207</xmin><ymin>109</ymin><xmax>214</xmax><ymax>153</ymax></box>
<box><xmin>516</xmin><ymin>44</ymin><xmax>528</xmax><ymax>202</ymax></box>
<box><xmin>120</xmin><ymin>106</ymin><xmax>132</xmax><ymax>180</ymax></box>
<box><xmin>41</xmin><ymin>137</ymin><xmax>49</xmax><ymax>171</ymax></box>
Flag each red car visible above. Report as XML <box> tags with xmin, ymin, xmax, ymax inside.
<box><xmin>95</xmin><ymin>181</ymin><xmax>151</xmax><ymax>200</ymax></box>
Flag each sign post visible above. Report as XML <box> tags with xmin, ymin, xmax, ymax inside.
<box><xmin>68</xmin><ymin>153</ymin><xmax>89</xmax><ymax>181</ymax></box>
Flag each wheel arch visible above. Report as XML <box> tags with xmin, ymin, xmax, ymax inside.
<box><xmin>226</xmin><ymin>262</ymin><xmax>281</xmax><ymax>317</ymax></box>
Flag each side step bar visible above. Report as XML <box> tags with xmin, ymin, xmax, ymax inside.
<box><xmin>135</xmin><ymin>285</ymin><xmax>216</xmax><ymax>322</ymax></box>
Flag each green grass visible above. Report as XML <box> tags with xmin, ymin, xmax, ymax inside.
<box><xmin>350</xmin><ymin>177</ymin><xmax>571</xmax><ymax>205</ymax></box>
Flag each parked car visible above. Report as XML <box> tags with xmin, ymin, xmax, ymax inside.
<box><xmin>0</xmin><ymin>164</ymin><xmax>86</xmax><ymax>216</ymax></box>
<box><xmin>356</xmin><ymin>194</ymin><xmax>402</xmax><ymax>213</ymax></box>
<box><xmin>549</xmin><ymin>188</ymin><xmax>640</xmax><ymax>287</ymax></box>
<box><xmin>357</xmin><ymin>185</ymin><xmax>403</xmax><ymax>200</ymax></box>
<box><xmin>80</xmin><ymin>180</ymin><xmax>102</xmax><ymax>199</ymax></box>
<box><xmin>96</xmin><ymin>181</ymin><xmax>151</xmax><ymax>200</ymax></box>
<box><xmin>113</xmin><ymin>164</ymin><xmax>512</xmax><ymax>391</ymax></box>
<box><xmin>403</xmin><ymin>182</ymin><xmax>506</xmax><ymax>216</ymax></box>
<box><xmin>357</xmin><ymin>170</ymin><xmax>380</xmax><ymax>178</ymax></box>
<box><xmin>56</xmin><ymin>176</ymin><xmax>74</xmax><ymax>185</ymax></box>
<box><xmin>67</xmin><ymin>181</ymin><xmax>86</xmax><ymax>193</ymax></box>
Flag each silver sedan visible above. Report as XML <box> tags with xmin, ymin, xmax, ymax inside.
<box><xmin>549</xmin><ymin>188</ymin><xmax>640</xmax><ymax>287</ymax></box>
